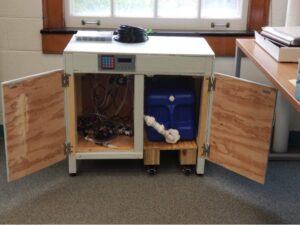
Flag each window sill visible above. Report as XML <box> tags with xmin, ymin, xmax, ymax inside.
<box><xmin>40</xmin><ymin>28</ymin><xmax>254</xmax><ymax>56</ymax></box>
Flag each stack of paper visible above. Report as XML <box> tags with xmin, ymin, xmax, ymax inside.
<box><xmin>261</xmin><ymin>26</ymin><xmax>300</xmax><ymax>47</ymax></box>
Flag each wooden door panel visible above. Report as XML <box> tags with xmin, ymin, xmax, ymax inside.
<box><xmin>209</xmin><ymin>74</ymin><xmax>277</xmax><ymax>184</ymax></box>
<box><xmin>2</xmin><ymin>70</ymin><xmax>65</xmax><ymax>182</ymax></box>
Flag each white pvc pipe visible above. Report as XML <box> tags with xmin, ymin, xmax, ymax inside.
<box><xmin>286</xmin><ymin>0</ymin><xmax>300</xmax><ymax>26</ymax></box>
<box><xmin>144</xmin><ymin>115</ymin><xmax>180</xmax><ymax>144</ymax></box>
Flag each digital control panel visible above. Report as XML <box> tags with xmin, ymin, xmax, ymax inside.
<box><xmin>98</xmin><ymin>55</ymin><xmax>136</xmax><ymax>72</ymax></box>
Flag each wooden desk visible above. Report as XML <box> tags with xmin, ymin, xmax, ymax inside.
<box><xmin>235</xmin><ymin>39</ymin><xmax>300</xmax><ymax>112</ymax></box>
<box><xmin>235</xmin><ymin>39</ymin><xmax>300</xmax><ymax>159</ymax></box>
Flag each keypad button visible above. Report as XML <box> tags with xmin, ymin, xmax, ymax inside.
<box><xmin>101</xmin><ymin>56</ymin><xmax>115</xmax><ymax>69</ymax></box>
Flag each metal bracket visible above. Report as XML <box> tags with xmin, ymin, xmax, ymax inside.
<box><xmin>202</xmin><ymin>144</ymin><xmax>210</xmax><ymax>158</ymax></box>
<box><xmin>208</xmin><ymin>77</ymin><xmax>216</xmax><ymax>92</ymax></box>
<box><xmin>64</xmin><ymin>142</ymin><xmax>73</xmax><ymax>156</ymax></box>
<box><xmin>81</xmin><ymin>20</ymin><xmax>101</xmax><ymax>26</ymax></box>
<box><xmin>62</xmin><ymin>74</ymin><xmax>70</xmax><ymax>88</ymax></box>
<box><xmin>211</xmin><ymin>22</ymin><xmax>230</xmax><ymax>29</ymax></box>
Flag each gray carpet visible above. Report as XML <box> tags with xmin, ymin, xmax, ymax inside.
<box><xmin>0</xmin><ymin>138</ymin><xmax>300</xmax><ymax>224</ymax></box>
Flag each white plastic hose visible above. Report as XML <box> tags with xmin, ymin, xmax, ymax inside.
<box><xmin>144</xmin><ymin>115</ymin><xmax>180</xmax><ymax>144</ymax></box>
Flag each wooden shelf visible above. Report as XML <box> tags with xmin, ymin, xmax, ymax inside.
<box><xmin>144</xmin><ymin>136</ymin><xmax>197</xmax><ymax>151</ymax></box>
<box><xmin>143</xmin><ymin>136</ymin><xmax>198</xmax><ymax>165</ymax></box>
<box><xmin>75</xmin><ymin>135</ymin><xmax>134</xmax><ymax>153</ymax></box>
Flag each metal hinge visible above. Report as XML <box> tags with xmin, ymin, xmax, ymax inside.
<box><xmin>208</xmin><ymin>77</ymin><xmax>216</xmax><ymax>92</ymax></box>
<box><xmin>62</xmin><ymin>74</ymin><xmax>70</xmax><ymax>87</ymax></box>
<box><xmin>64</xmin><ymin>142</ymin><xmax>73</xmax><ymax>156</ymax></box>
<box><xmin>202</xmin><ymin>144</ymin><xmax>210</xmax><ymax>158</ymax></box>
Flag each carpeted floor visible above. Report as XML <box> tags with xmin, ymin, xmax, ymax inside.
<box><xmin>0</xmin><ymin>138</ymin><xmax>300</xmax><ymax>224</ymax></box>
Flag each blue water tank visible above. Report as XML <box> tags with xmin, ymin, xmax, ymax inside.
<box><xmin>145</xmin><ymin>76</ymin><xmax>196</xmax><ymax>141</ymax></box>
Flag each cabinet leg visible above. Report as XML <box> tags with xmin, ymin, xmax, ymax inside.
<box><xmin>179</xmin><ymin>149</ymin><xmax>197</xmax><ymax>165</ymax></box>
<box><xmin>68</xmin><ymin>154</ymin><xmax>77</xmax><ymax>175</ymax></box>
<box><xmin>144</xmin><ymin>149</ymin><xmax>160</xmax><ymax>165</ymax></box>
<box><xmin>196</xmin><ymin>157</ymin><xmax>205</xmax><ymax>175</ymax></box>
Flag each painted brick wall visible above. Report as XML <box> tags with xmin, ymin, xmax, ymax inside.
<box><xmin>0</xmin><ymin>0</ymin><xmax>64</xmax><ymax>124</ymax></box>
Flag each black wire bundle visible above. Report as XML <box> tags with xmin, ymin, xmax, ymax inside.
<box><xmin>114</xmin><ymin>25</ymin><xmax>149</xmax><ymax>43</ymax></box>
<box><xmin>78</xmin><ymin>75</ymin><xmax>134</xmax><ymax>143</ymax></box>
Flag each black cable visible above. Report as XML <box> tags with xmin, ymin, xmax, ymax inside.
<box><xmin>114</xmin><ymin>25</ymin><xmax>148</xmax><ymax>43</ymax></box>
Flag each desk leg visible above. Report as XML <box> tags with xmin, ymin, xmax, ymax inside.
<box><xmin>273</xmin><ymin>93</ymin><xmax>291</xmax><ymax>153</ymax></box>
<box><xmin>234</xmin><ymin>46</ymin><xmax>242</xmax><ymax>78</ymax></box>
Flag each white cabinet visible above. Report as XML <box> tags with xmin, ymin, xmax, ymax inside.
<box><xmin>1</xmin><ymin>36</ymin><xmax>276</xmax><ymax>184</ymax></box>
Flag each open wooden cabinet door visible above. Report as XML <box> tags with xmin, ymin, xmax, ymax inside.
<box><xmin>208</xmin><ymin>74</ymin><xmax>277</xmax><ymax>184</ymax></box>
<box><xmin>2</xmin><ymin>70</ymin><xmax>66</xmax><ymax>182</ymax></box>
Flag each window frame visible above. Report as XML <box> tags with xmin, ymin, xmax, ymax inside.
<box><xmin>65</xmin><ymin>0</ymin><xmax>250</xmax><ymax>31</ymax></box>
<box><xmin>41</xmin><ymin>0</ymin><xmax>271</xmax><ymax>55</ymax></box>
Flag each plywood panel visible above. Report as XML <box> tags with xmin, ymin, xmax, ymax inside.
<box><xmin>144</xmin><ymin>136</ymin><xmax>197</xmax><ymax>151</ymax></box>
<box><xmin>80</xmin><ymin>74</ymin><xmax>134</xmax><ymax>119</ymax></box>
<box><xmin>180</xmin><ymin>149</ymin><xmax>197</xmax><ymax>165</ymax></box>
<box><xmin>144</xmin><ymin>149</ymin><xmax>160</xmax><ymax>165</ymax></box>
<box><xmin>209</xmin><ymin>74</ymin><xmax>276</xmax><ymax>184</ymax></box>
<box><xmin>67</xmin><ymin>75</ymin><xmax>78</xmax><ymax>150</ymax></box>
<box><xmin>236</xmin><ymin>39</ymin><xmax>300</xmax><ymax>112</ymax></box>
<box><xmin>197</xmin><ymin>77</ymin><xmax>210</xmax><ymax>157</ymax></box>
<box><xmin>76</xmin><ymin>136</ymin><xmax>133</xmax><ymax>152</ymax></box>
<box><xmin>2</xmin><ymin>70</ymin><xmax>65</xmax><ymax>182</ymax></box>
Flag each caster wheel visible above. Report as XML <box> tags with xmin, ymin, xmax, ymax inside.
<box><xmin>146</xmin><ymin>166</ymin><xmax>158</xmax><ymax>176</ymax></box>
<box><xmin>182</xmin><ymin>166</ymin><xmax>193</xmax><ymax>176</ymax></box>
<box><xmin>69</xmin><ymin>173</ymin><xmax>77</xmax><ymax>177</ymax></box>
<box><xmin>196</xmin><ymin>173</ymin><xmax>204</xmax><ymax>177</ymax></box>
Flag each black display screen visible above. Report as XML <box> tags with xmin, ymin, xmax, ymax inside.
<box><xmin>118</xmin><ymin>58</ymin><xmax>132</xmax><ymax>63</ymax></box>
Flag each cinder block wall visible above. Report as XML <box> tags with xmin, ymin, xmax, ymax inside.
<box><xmin>0</xmin><ymin>0</ymin><xmax>63</xmax><ymax>123</ymax></box>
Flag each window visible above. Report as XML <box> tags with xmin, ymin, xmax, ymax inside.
<box><xmin>65</xmin><ymin>0</ymin><xmax>249</xmax><ymax>30</ymax></box>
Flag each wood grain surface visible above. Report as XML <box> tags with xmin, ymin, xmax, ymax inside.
<box><xmin>247</xmin><ymin>0</ymin><xmax>271</xmax><ymax>31</ymax></box>
<box><xmin>237</xmin><ymin>39</ymin><xmax>300</xmax><ymax>112</ymax></box>
<box><xmin>42</xmin><ymin>0</ymin><xmax>64</xmax><ymax>28</ymax></box>
<box><xmin>67</xmin><ymin>75</ymin><xmax>78</xmax><ymax>153</ymax></box>
<box><xmin>3</xmin><ymin>70</ymin><xmax>65</xmax><ymax>182</ymax></box>
<box><xmin>180</xmin><ymin>149</ymin><xmax>197</xmax><ymax>165</ymax></box>
<box><xmin>144</xmin><ymin>137</ymin><xmax>197</xmax><ymax>166</ymax></box>
<box><xmin>144</xmin><ymin>149</ymin><xmax>160</xmax><ymax>165</ymax></box>
<box><xmin>197</xmin><ymin>77</ymin><xmax>210</xmax><ymax>157</ymax></box>
<box><xmin>42</xmin><ymin>34</ymin><xmax>73</xmax><ymax>54</ymax></box>
<box><xmin>144</xmin><ymin>137</ymin><xmax>197</xmax><ymax>151</ymax></box>
<box><xmin>209</xmin><ymin>74</ymin><xmax>276</xmax><ymax>184</ymax></box>
<box><xmin>205</xmin><ymin>36</ymin><xmax>248</xmax><ymax>57</ymax></box>
<box><xmin>76</xmin><ymin>136</ymin><xmax>134</xmax><ymax>152</ymax></box>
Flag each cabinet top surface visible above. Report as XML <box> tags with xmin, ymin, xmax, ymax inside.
<box><xmin>64</xmin><ymin>36</ymin><xmax>215</xmax><ymax>57</ymax></box>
